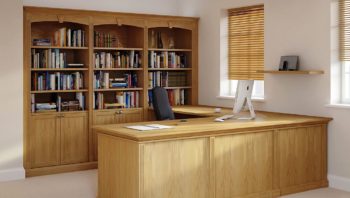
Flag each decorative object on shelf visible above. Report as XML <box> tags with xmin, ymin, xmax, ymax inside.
<box><xmin>279</xmin><ymin>56</ymin><xmax>299</xmax><ymax>71</ymax></box>
<box><xmin>150</xmin><ymin>30</ymin><xmax>156</xmax><ymax>48</ymax></box>
<box><xmin>157</xmin><ymin>32</ymin><xmax>163</xmax><ymax>49</ymax></box>
<box><xmin>169</xmin><ymin>36</ymin><xmax>175</xmax><ymax>49</ymax></box>
<box><xmin>116</xmin><ymin>92</ymin><xmax>124</xmax><ymax>106</ymax></box>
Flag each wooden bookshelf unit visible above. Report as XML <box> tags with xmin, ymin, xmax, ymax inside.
<box><xmin>24</xmin><ymin>7</ymin><xmax>198</xmax><ymax>176</ymax></box>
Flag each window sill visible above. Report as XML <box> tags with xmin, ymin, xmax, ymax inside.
<box><xmin>325</xmin><ymin>103</ymin><xmax>350</xmax><ymax>109</ymax></box>
<box><xmin>217</xmin><ymin>95</ymin><xmax>266</xmax><ymax>102</ymax></box>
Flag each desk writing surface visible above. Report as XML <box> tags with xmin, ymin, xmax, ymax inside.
<box><xmin>171</xmin><ymin>105</ymin><xmax>233</xmax><ymax>116</ymax></box>
<box><xmin>94</xmin><ymin>106</ymin><xmax>331</xmax><ymax>142</ymax></box>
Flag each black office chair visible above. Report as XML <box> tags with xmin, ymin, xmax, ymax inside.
<box><xmin>152</xmin><ymin>87</ymin><xmax>175</xmax><ymax>120</ymax></box>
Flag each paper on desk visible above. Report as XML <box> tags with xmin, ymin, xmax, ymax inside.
<box><xmin>146</xmin><ymin>124</ymin><xmax>174</xmax><ymax>129</ymax></box>
<box><xmin>125</xmin><ymin>124</ymin><xmax>174</xmax><ymax>131</ymax></box>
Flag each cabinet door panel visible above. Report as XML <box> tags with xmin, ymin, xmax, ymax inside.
<box><xmin>93</xmin><ymin>111</ymin><xmax>117</xmax><ymax>125</ymax></box>
<box><xmin>277</xmin><ymin>125</ymin><xmax>325</xmax><ymax>194</ymax></box>
<box><xmin>92</xmin><ymin>111</ymin><xmax>117</xmax><ymax>161</ymax></box>
<box><xmin>60</xmin><ymin>113</ymin><xmax>88</xmax><ymax>165</ymax></box>
<box><xmin>215</xmin><ymin>131</ymin><xmax>274</xmax><ymax>198</ymax></box>
<box><xmin>30</xmin><ymin>115</ymin><xmax>60</xmax><ymax>168</ymax></box>
<box><xmin>118</xmin><ymin>110</ymin><xmax>143</xmax><ymax>123</ymax></box>
<box><xmin>143</xmin><ymin>138</ymin><xmax>210</xmax><ymax>198</ymax></box>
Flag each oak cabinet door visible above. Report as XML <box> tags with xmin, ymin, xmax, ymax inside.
<box><xmin>92</xmin><ymin>111</ymin><xmax>118</xmax><ymax>161</ymax></box>
<box><xmin>214</xmin><ymin>131</ymin><xmax>274</xmax><ymax>198</ymax></box>
<box><xmin>30</xmin><ymin>114</ymin><xmax>60</xmax><ymax>168</ymax></box>
<box><xmin>117</xmin><ymin>109</ymin><xmax>143</xmax><ymax>123</ymax></box>
<box><xmin>60</xmin><ymin>112</ymin><xmax>89</xmax><ymax>165</ymax></box>
<box><xmin>276</xmin><ymin>125</ymin><xmax>327</xmax><ymax>195</ymax></box>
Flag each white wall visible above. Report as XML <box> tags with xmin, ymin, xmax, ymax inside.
<box><xmin>0</xmin><ymin>0</ymin><xmax>25</xmax><ymax>181</ymax></box>
<box><xmin>195</xmin><ymin>0</ymin><xmax>350</xmax><ymax>192</ymax></box>
<box><xmin>23</xmin><ymin>0</ymin><xmax>180</xmax><ymax>16</ymax></box>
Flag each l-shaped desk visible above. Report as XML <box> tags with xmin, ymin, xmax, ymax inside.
<box><xmin>94</xmin><ymin>106</ymin><xmax>332</xmax><ymax>198</ymax></box>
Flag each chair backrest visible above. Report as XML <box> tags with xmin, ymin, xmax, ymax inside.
<box><xmin>152</xmin><ymin>87</ymin><xmax>175</xmax><ymax>120</ymax></box>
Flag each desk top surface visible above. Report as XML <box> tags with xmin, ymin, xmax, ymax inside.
<box><xmin>94</xmin><ymin>106</ymin><xmax>332</xmax><ymax>142</ymax></box>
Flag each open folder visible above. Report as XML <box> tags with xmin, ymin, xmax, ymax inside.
<box><xmin>125</xmin><ymin>124</ymin><xmax>174</xmax><ymax>131</ymax></box>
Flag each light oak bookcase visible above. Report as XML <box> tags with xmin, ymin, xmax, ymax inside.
<box><xmin>24</xmin><ymin>7</ymin><xmax>198</xmax><ymax>176</ymax></box>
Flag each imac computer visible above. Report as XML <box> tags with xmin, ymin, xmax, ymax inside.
<box><xmin>215</xmin><ymin>80</ymin><xmax>256</xmax><ymax>122</ymax></box>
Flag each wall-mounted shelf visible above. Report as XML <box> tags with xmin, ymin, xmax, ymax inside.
<box><xmin>256</xmin><ymin>70</ymin><xmax>324</xmax><ymax>75</ymax></box>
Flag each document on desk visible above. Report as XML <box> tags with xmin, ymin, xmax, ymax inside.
<box><xmin>126</xmin><ymin>124</ymin><xmax>174</xmax><ymax>131</ymax></box>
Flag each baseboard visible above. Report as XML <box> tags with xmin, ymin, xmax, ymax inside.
<box><xmin>26</xmin><ymin>162</ymin><xmax>97</xmax><ymax>177</ymax></box>
<box><xmin>329</xmin><ymin>174</ymin><xmax>350</xmax><ymax>192</ymax></box>
<box><xmin>0</xmin><ymin>167</ymin><xmax>25</xmax><ymax>182</ymax></box>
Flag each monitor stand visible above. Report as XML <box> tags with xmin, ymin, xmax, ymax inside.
<box><xmin>234</xmin><ymin>98</ymin><xmax>256</xmax><ymax>120</ymax></box>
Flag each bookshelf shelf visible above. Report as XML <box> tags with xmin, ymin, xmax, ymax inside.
<box><xmin>93</xmin><ymin>108</ymin><xmax>143</xmax><ymax>112</ymax></box>
<box><xmin>148</xmin><ymin>48</ymin><xmax>192</xmax><ymax>52</ymax></box>
<box><xmin>256</xmin><ymin>70</ymin><xmax>324</xmax><ymax>75</ymax></box>
<box><xmin>94</xmin><ymin>47</ymin><xmax>143</xmax><ymax>51</ymax></box>
<box><xmin>31</xmin><ymin>68</ymin><xmax>89</xmax><ymax>71</ymax></box>
<box><xmin>31</xmin><ymin>46</ymin><xmax>89</xmax><ymax>50</ymax></box>
<box><xmin>148</xmin><ymin>68</ymin><xmax>192</xmax><ymax>71</ymax></box>
<box><xmin>94</xmin><ymin>68</ymin><xmax>143</xmax><ymax>71</ymax></box>
<box><xmin>31</xmin><ymin>110</ymin><xmax>88</xmax><ymax>116</ymax></box>
<box><xmin>148</xmin><ymin>86</ymin><xmax>192</xmax><ymax>90</ymax></box>
<box><xmin>94</xmin><ymin>88</ymin><xmax>143</xmax><ymax>92</ymax></box>
<box><xmin>31</xmin><ymin>89</ymin><xmax>88</xmax><ymax>94</ymax></box>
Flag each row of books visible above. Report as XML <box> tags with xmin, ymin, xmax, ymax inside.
<box><xmin>32</xmin><ymin>49</ymin><xmax>67</xmax><ymax>69</ymax></box>
<box><xmin>94</xmin><ymin>91</ymin><xmax>140</xmax><ymax>109</ymax></box>
<box><xmin>53</xmin><ymin>28</ymin><xmax>86</xmax><ymax>47</ymax></box>
<box><xmin>148</xmin><ymin>51</ymin><xmax>187</xmax><ymax>68</ymax></box>
<box><xmin>94</xmin><ymin>31</ymin><xmax>117</xmax><ymax>48</ymax></box>
<box><xmin>31</xmin><ymin>93</ymin><xmax>85</xmax><ymax>113</ymax></box>
<box><xmin>148</xmin><ymin>71</ymin><xmax>187</xmax><ymax>88</ymax></box>
<box><xmin>93</xmin><ymin>72</ymin><xmax>138</xmax><ymax>89</ymax></box>
<box><xmin>148</xmin><ymin>89</ymin><xmax>186</xmax><ymax>107</ymax></box>
<box><xmin>94</xmin><ymin>51</ymin><xmax>141</xmax><ymax>69</ymax></box>
<box><xmin>32</xmin><ymin>72</ymin><xmax>84</xmax><ymax>91</ymax></box>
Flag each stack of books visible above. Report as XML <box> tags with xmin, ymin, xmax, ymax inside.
<box><xmin>94</xmin><ymin>72</ymin><xmax>138</xmax><ymax>89</ymax></box>
<box><xmin>94</xmin><ymin>31</ymin><xmax>117</xmax><ymax>47</ymax></box>
<box><xmin>54</xmin><ymin>28</ymin><xmax>86</xmax><ymax>47</ymax></box>
<box><xmin>109</xmin><ymin>78</ymin><xmax>128</xmax><ymax>88</ymax></box>
<box><xmin>35</xmin><ymin>103</ymin><xmax>57</xmax><ymax>113</ymax></box>
<box><xmin>32</xmin><ymin>72</ymin><xmax>84</xmax><ymax>91</ymax></box>
<box><xmin>57</xmin><ymin>93</ymin><xmax>84</xmax><ymax>112</ymax></box>
<box><xmin>94</xmin><ymin>51</ymin><xmax>141</xmax><ymax>68</ymax></box>
<box><xmin>148</xmin><ymin>51</ymin><xmax>187</xmax><ymax>68</ymax></box>
<box><xmin>33</xmin><ymin>39</ymin><xmax>51</xmax><ymax>46</ymax></box>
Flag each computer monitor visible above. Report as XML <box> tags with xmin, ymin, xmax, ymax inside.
<box><xmin>214</xmin><ymin>80</ymin><xmax>256</xmax><ymax>122</ymax></box>
<box><xmin>233</xmin><ymin>80</ymin><xmax>256</xmax><ymax>119</ymax></box>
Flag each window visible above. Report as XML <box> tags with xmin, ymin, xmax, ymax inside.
<box><xmin>340</xmin><ymin>0</ymin><xmax>350</xmax><ymax>103</ymax></box>
<box><xmin>220</xmin><ymin>5</ymin><xmax>265</xmax><ymax>99</ymax></box>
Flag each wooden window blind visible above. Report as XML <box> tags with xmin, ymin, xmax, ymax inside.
<box><xmin>340</xmin><ymin>0</ymin><xmax>350</xmax><ymax>61</ymax></box>
<box><xmin>228</xmin><ymin>5</ymin><xmax>264</xmax><ymax>80</ymax></box>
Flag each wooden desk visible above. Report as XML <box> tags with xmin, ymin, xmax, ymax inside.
<box><xmin>94</xmin><ymin>106</ymin><xmax>332</xmax><ymax>198</ymax></box>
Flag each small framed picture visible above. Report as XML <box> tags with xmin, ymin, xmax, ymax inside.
<box><xmin>279</xmin><ymin>56</ymin><xmax>299</xmax><ymax>71</ymax></box>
